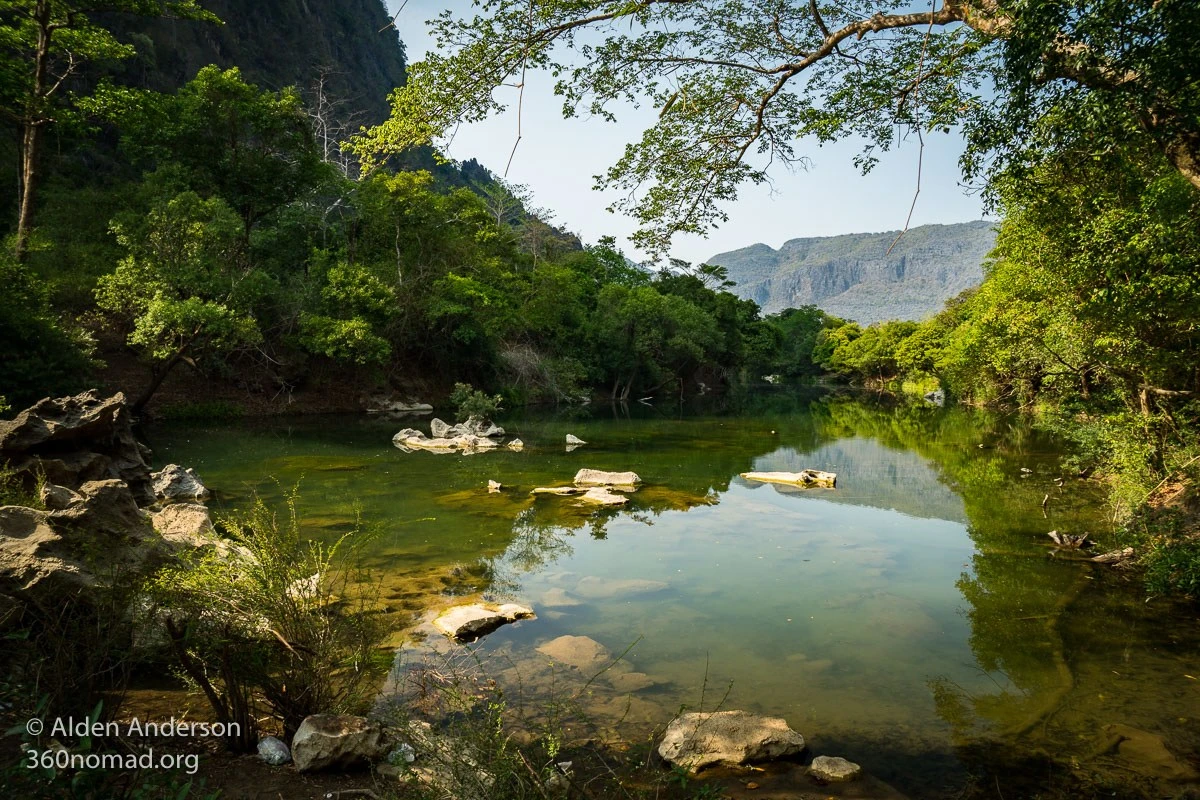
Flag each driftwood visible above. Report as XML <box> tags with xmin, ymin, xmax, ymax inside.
<box><xmin>1092</xmin><ymin>546</ymin><xmax>1136</xmax><ymax>565</ymax></box>
<box><xmin>1047</xmin><ymin>530</ymin><xmax>1091</xmax><ymax>549</ymax></box>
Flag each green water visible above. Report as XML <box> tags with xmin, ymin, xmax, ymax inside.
<box><xmin>144</xmin><ymin>393</ymin><xmax>1200</xmax><ymax>796</ymax></box>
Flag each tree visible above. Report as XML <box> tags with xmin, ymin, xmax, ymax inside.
<box><xmin>0</xmin><ymin>0</ymin><xmax>216</xmax><ymax>260</ymax></box>
<box><xmin>95</xmin><ymin>191</ymin><xmax>267</xmax><ymax>411</ymax></box>
<box><xmin>89</xmin><ymin>66</ymin><xmax>331</xmax><ymax>242</ymax></box>
<box><xmin>351</xmin><ymin>0</ymin><xmax>1200</xmax><ymax>254</ymax></box>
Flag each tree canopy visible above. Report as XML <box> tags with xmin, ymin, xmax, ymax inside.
<box><xmin>353</xmin><ymin>0</ymin><xmax>1200</xmax><ymax>255</ymax></box>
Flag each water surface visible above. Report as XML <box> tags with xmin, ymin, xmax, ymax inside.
<box><xmin>145</xmin><ymin>393</ymin><xmax>1200</xmax><ymax>796</ymax></box>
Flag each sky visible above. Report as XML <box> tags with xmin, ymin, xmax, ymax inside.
<box><xmin>384</xmin><ymin>0</ymin><xmax>989</xmax><ymax>265</ymax></box>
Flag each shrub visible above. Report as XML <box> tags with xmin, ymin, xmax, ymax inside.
<box><xmin>149</xmin><ymin>492</ymin><xmax>389</xmax><ymax>748</ymax></box>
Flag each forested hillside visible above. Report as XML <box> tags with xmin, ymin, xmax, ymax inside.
<box><xmin>103</xmin><ymin>0</ymin><xmax>407</xmax><ymax>123</ymax></box>
<box><xmin>708</xmin><ymin>221</ymin><xmax>996</xmax><ymax>323</ymax></box>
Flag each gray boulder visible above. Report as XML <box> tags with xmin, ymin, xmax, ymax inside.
<box><xmin>150</xmin><ymin>503</ymin><xmax>216</xmax><ymax>550</ymax></box>
<box><xmin>292</xmin><ymin>714</ymin><xmax>387</xmax><ymax>772</ymax></box>
<box><xmin>151</xmin><ymin>464</ymin><xmax>210</xmax><ymax>502</ymax></box>
<box><xmin>658</xmin><ymin>710</ymin><xmax>806</xmax><ymax>772</ymax></box>
<box><xmin>257</xmin><ymin>735</ymin><xmax>292</xmax><ymax>765</ymax></box>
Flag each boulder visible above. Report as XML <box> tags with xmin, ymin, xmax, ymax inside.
<box><xmin>463</xmin><ymin>416</ymin><xmax>505</xmax><ymax>438</ymax></box>
<box><xmin>291</xmin><ymin>714</ymin><xmax>387</xmax><ymax>772</ymax></box>
<box><xmin>150</xmin><ymin>503</ymin><xmax>216</xmax><ymax>549</ymax></box>
<box><xmin>0</xmin><ymin>391</ymin><xmax>154</xmax><ymax>504</ymax></box>
<box><xmin>577</xmin><ymin>487</ymin><xmax>628</xmax><ymax>507</ymax></box>
<box><xmin>808</xmin><ymin>755</ymin><xmax>862</xmax><ymax>782</ymax></box>
<box><xmin>657</xmin><ymin>710</ymin><xmax>806</xmax><ymax>772</ymax></box>
<box><xmin>573</xmin><ymin>469</ymin><xmax>641</xmax><ymax>488</ymax></box>
<box><xmin>506</xmin><ymin>438</ymin><xmax>524</xmax><ymax>451</ymax></box>
<box><xmin>151</xmin><ymin>464</ymin><xmax>210</xmax><ymax>502</ymax></box>
<box><xmin>741</xmin><ymin>470</ymin><xmax>837</xmax><ymax>489</ymax></box>
<box><xmin>257</xmin><ymin>735</ymin><xmax>292</xmax><ymax>766</ymax></box>
<box><xmin>433</xmin><ymin>602</ymin><xmax>535</xmax><ymax>642</ymax></box>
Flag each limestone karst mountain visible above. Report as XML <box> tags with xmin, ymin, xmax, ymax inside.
<box><xmin>707</xmin><ymin>221</ymin><xmax>996</xmax><ymax>324</ymax></box>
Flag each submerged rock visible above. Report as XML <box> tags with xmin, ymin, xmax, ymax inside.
<box><xmin>536</xmin><ymin>634</ymin><xmax>611</xmax><ymax>672</ymax></box>
<box><xmin>151</xmin><ymin>464</ymin><xmax>210</xmax><ymax>502</ymax></box>
<box><xmin>292</xmin><ymin>714</ymin><xmax>387</xmax><ymax>772</ymax></box>
<box><xmin>658</xmin><ymin>710</ymin><xmax>806</xmax><ymax>772</ymax></box>
<box><xmin>741</xmin><ymin>470</ymin><xmax>836</xmax><ymax>489</ymax></box>
<box><xmin>433</xmin><ymin>602</ymin><xmax>535</xmax><ymax>642</ymax></box>
<box><xmin>809</xmin><ymin>755</ymin><xmax>862</xmax><ymax>782</ymax></box>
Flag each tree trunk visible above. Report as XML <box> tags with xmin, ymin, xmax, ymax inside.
<box><xmin>133</xmin><ymin>348</ymin><xmax>188</xmax><ymax>414</ymax></box>
<box><xmin>14</xmin><ymin>0</ymin><xmax>52</xmax><ymax>262</ymax></box>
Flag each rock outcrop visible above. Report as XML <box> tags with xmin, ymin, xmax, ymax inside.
<box><xmin>291</xmin><ymin>714</ymin><xmax>387</xmax><ymax>772</ymax></box>
<box><xmin>658</xmin><ymin>710</ymin><xmax>806</xmax><ymax>772</ymax></box>
<box><xmin>392</xmin><ymin>428</ymin><xmax>502</xmax><ymax>455</ymax></box>
<box><xmin>0</xmin><ymin>391</ymin><xmax>154</xmax><ymax>504</ymax></box>
<box><xmin>0</xmin><ymin>480</ymin><xmax>164</xmax><ymax>608</ymax></box>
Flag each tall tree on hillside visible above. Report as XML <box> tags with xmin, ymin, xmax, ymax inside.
<box><xmin>0</xmin><ymin>0</ymin><xmax>216</xmax><ymax>260</ymax></box>
<box><xmin>351</xmin><ymin>0</ymin><xmax>1200</xmax><ymax>255</ymax></box>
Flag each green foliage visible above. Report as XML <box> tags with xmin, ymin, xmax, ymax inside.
<box><xmin>150</xmin><ymin>492</ymin><xmax>389</xmax><ymax>744</ymax></box>
<box><xmin>0</xmin><ymin>252</ymin><xmax>95</xmax><ymax>406</ymax></box>
<box><xmin>450</xmin><ymin>382</ymin><xmax>503</xmax><ymax>422</ymax></box>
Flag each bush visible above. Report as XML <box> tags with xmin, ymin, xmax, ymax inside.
<box><xmin>450</xmin><ymin>382</ymin><xmax>503</xmax><ymax>422</ymax></box>
<box><xmin>149</xmin><ymin>492</ymin><xmax>389</xmax><ymax>747</ymax></box>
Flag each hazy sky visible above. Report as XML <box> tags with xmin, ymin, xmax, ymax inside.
<box><xmin>384</xmin><ymin>0</ymin><xmax>988</xmax><ymax>264</ymax></box>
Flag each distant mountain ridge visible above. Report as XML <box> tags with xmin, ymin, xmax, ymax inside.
<box><xmin>707</xmin><ymin>221</ymin><xmax>996</xmax><ymax>324</ymax></box>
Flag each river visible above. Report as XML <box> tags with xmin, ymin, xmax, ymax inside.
<box><xmin>144</xmin><ymin>391</ymin><xmax>1200</xmax><ymax>797</ymax></box>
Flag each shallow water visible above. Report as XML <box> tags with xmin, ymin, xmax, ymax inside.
<box><xmin>145</xmin><ymin>392</ymin><xmax>1200</xmax><ymax>797</ymax></box>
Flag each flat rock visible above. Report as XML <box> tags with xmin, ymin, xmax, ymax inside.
<box><xmin>608</xmin><ymin>671</ymin><xmax>657</xmax><ymax>693</ymax></box>
<box><xmin>658</xmin><ymin>710</ymin><xmax>806</xmax><ymax>773</ymax></box>
<box><xmin>433</xmin><ymin>602</ymin><xmax>535</xmax><ymax>642</ymax></box>
<box><xmin>536</xmin><ymin>635</ymin><xmax>611</xmax><ymax>671</ymax></box>
<box><xmin>741</xmin><ymin>470</ymin><xmax>837</xmax><ymax>488</ymax></box>
<box><xmin>292</xmin><ymin>714</ymin><xmax>386</xmax><ymax>772</ymax></box>
<box><xmin>539</xmin><ymin>587</ymin><xmax>582</xmax><ymax>607</ymax></box>
<box><xmin>573</xmin><ymin>469</ymin><xmax>642</xmax><ymax>488</ymax></box>
<box><xmin>809</xmin><ymin>755</ymin><xmax>862</xmax><ymax>782</ymax></box>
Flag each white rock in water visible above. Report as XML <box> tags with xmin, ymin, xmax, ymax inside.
<box><xmin>808</xmin><ymin>755</ymin><xmax>862</xmax><ymax>782</ymax></box>
<box><xmin>740</xmin><ymin>470</ymin><xmax>836</xmax><ymax>488</ymax></box>
<box><xmin>565</xmin><ymin>434</ymin><xmax>586</xmax><ymax>445</ymax></box>
<box><xmin>433</xmin><ymin>602</ymin><xmax>535</xmax><ymax>641</ymax></box>
<box><xmin>573</xmin><ymin>469</ymin><xmax>641</xmax><ymax>487</ymax></box>
<box><xmin>506</xmin><ymin>438</ymin><xmax>524</xmax><ymax>451</ymax></box>
<box><xmin>487</xmin><ymin>480</ymin><xmax>502</xmax><ymax>493</ymax></box>
<box><xmin>257</xmin><ymin>735</ymin><xmax>291</xmax><ymax>766</ymax></box>
<box><xmin>658</xmin><ymin>710</ymin><xmax>805</xmax><ymax>772</ymax></box>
